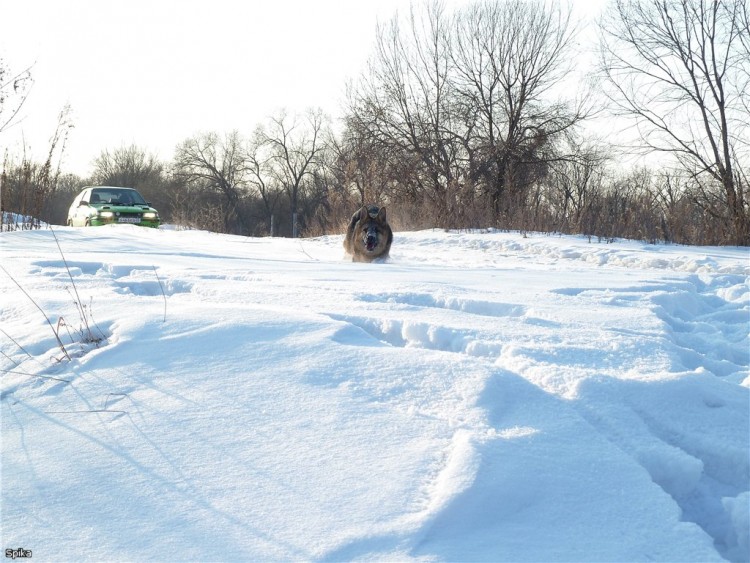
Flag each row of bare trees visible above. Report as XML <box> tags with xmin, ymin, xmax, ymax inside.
<box><xmin>2</xmin><ymin>0</ymin><xmax>748</xmax><ymax>244</ymax></box>
<box><xmin>335</xmin><ymin>0</ymin><xmax>748</xmax><ymax>243</ymax></box>
<box><xmin>344</xmin><ymin>0</ymin><xmax>587</xmax><ymax>228</ymax></box>
<box><xmin>2</xmin><ymin>107</ymin><xmax>330</xmax><ymax>237</ymax></box>
<box><xmin>170</xmin><ymin>109</ymin><xmax>328</xmax><ymax>236</ymax></box>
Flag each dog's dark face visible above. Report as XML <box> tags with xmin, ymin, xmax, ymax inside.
<box><xmin>357</xmin><ymin>207</ymin><xmax>389</xmax><ymax>255</ymax></box>
<box><xmin>345</xmin><ymin>205</ymin><xmax>393</xmax><ymax>262</ymax></box>
<box><xmin>362</xmin><ymin>217</ymin><xmax>384</xmax><ymax>252</ymax></box>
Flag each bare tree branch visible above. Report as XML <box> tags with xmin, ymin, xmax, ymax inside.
<box><xmin>598</xmin><ymin>0</ymin><xmax>748</xmax><ymax>243</ymax></box>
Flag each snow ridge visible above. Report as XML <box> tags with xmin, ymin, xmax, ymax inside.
<box><xmin>1</xmin><ymin>227</ymin><xmax>748</xmax><ymax>562</ymax></box>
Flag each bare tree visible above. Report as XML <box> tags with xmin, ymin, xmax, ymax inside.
<box><xmin>545</xmin><ymin>141</ymin><xmax>610</xmax><ymax>233</ymax></box>
<box><xmin>599</xmin><ymin>0</ymin><xmax>749</xmax><ymax>244</ymax></box>
<box><xmin>329</xmin><ymin>117</ymin><xmax>392</xmax><ymax>206</ymax></box>
<box><xmin>452</xmin><ymin>0</ymin><xmax>585</xmax><ymax>221</ymax></box>
<box><xmin>173</xmin><ymin>131</ymin><xmax>251</xmax><ymax>234</ymax></box>
<box><xmin>1</xmin><ymin>59</ymin><xmax>34</xmax><ymax>230</ymax></box>
<box><xmin>261</xmin><ymin>109</ymin><xmax>328</xmax><ymax>237</ymax></box>
<box><xmin>246</xmin><ymin>126</ymin><xmax>283</xmax><ymax>235</ymax></box>
<box><xmin>346</xmin><ymin>0</ymin><xmax>587</xmax><ymax>228</ymax></box>
<box><xmin>93</xmin><ymin>144</ymin><xmax>163</xmax><ymax>189</ymax></box>
<box><xmin>1</xmin><ymin>104</ymin><xmax>73</xmax><ymax>230</ymax></box>
<box><xmin>0</xmin><ymin>58</ymin><xmax>33</xmax><ymax>134</ymax></box>
<box><xmin>348</xmin><ymin>1</ymin><xmax>461</xmax><ymax>226</ymax></box>
<box><xmin>739</xmin><ymin>0</ymin><xmax>750</xmax><ymax>114</ymax></box>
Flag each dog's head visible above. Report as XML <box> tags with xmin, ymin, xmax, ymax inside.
<box><xmin>357</xmin><ymin>205</ymin><xmax>389</xmax><ymax>253</ymax></box>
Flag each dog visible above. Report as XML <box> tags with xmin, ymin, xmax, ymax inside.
<box><xmin>343</xmin><ymin>205</ymin><xmax>393</xmax><ymax>262</ymax></box>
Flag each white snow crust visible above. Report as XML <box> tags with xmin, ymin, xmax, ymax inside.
<box><xmin>1</xmin><ymin>226</ymin><xmax>748</xmax><ymax>562</ymax></box>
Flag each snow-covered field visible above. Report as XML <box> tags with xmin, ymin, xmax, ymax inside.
<box><xmin>1</xmin><ymin>225</ymin><xmax>748</xmax><ymax>562</ymax></box>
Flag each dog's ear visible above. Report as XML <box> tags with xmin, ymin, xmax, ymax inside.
<box><xmin>377</xmin><ymin>206</ymin><xmax>387</xmax><ymax>222</ymax></box>
<box><xmin>358</xmin><ymin>206</ymin><xmax>369</xmax><ymax>221</ymax></box>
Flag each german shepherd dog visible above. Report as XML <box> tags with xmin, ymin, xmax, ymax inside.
<box><xmin>344</xmin><ymin>205</ymin><xmax>393</xmax><ymax>262</ymax></box>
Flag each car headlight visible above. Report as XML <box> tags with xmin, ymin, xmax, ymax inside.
<box><xmin>143</xmin><ymin>212</ymin><xmax>158</xmax><ymax>219</ymax></box>
<box><xmin>99</xmin><ymin>211</ymin><xmax>114</xmax><ymax>218</ymax></box>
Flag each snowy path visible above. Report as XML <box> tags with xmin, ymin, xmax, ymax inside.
<box><xmin>1</xmin><ymin>226</ymin><xmax>748</xmax><ymax>561</ymax></box>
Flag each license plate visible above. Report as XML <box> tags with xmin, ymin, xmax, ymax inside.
<box><xmin>118</xmin><ymin>217</ymin><xmax>140</xmax><ymax>223</ymax></box>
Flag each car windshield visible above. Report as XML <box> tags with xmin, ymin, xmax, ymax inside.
<box><xmin>90</xmin><ymin>189</ymin><xmax>147</xmax><ymax>205</ymax></box>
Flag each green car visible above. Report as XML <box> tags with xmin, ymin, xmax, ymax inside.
<box><xmin>67</xmin><ymin>186</ymin><xmax>160</xmax><ymax>228</ymax></box>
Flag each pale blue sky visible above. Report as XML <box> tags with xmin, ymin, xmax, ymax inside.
<box><xmin>1</xmin><ymin>0</ymin><xmax>606</xmax><ymax>176</ymax></box>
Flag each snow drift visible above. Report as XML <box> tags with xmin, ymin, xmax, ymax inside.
<box><xmin>1</xmin><ymin>226</ymin><xmax>748</xmax><ymax>562</ymax></box>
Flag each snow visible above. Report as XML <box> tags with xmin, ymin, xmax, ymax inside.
<box><xmin>1</xmin><ymin>225</ymin><xmax>748</xmax><ymax>562</ymax></box>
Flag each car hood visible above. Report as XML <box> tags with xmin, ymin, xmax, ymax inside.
<box><xmin>94</xmin><ymin>204</ymin><xmax>158</xmax><ymax>213</ymax></box>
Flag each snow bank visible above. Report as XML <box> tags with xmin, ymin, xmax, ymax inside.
<box><xmin>1</xmin><ymin>226</ymin><xmax>748</xmax><ymax>561</ymax></box>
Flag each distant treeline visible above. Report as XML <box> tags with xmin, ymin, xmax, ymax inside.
<box><xmin>2</xmin><ymin>0</ymin><xmax>748</xmax><ymax>245</ymax></box>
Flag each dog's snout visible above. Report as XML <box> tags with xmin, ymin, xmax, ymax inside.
<box><xmin>365</xmin><ymin>227</ymin><xmax>379</xmax><ymax>250</ymax></box>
